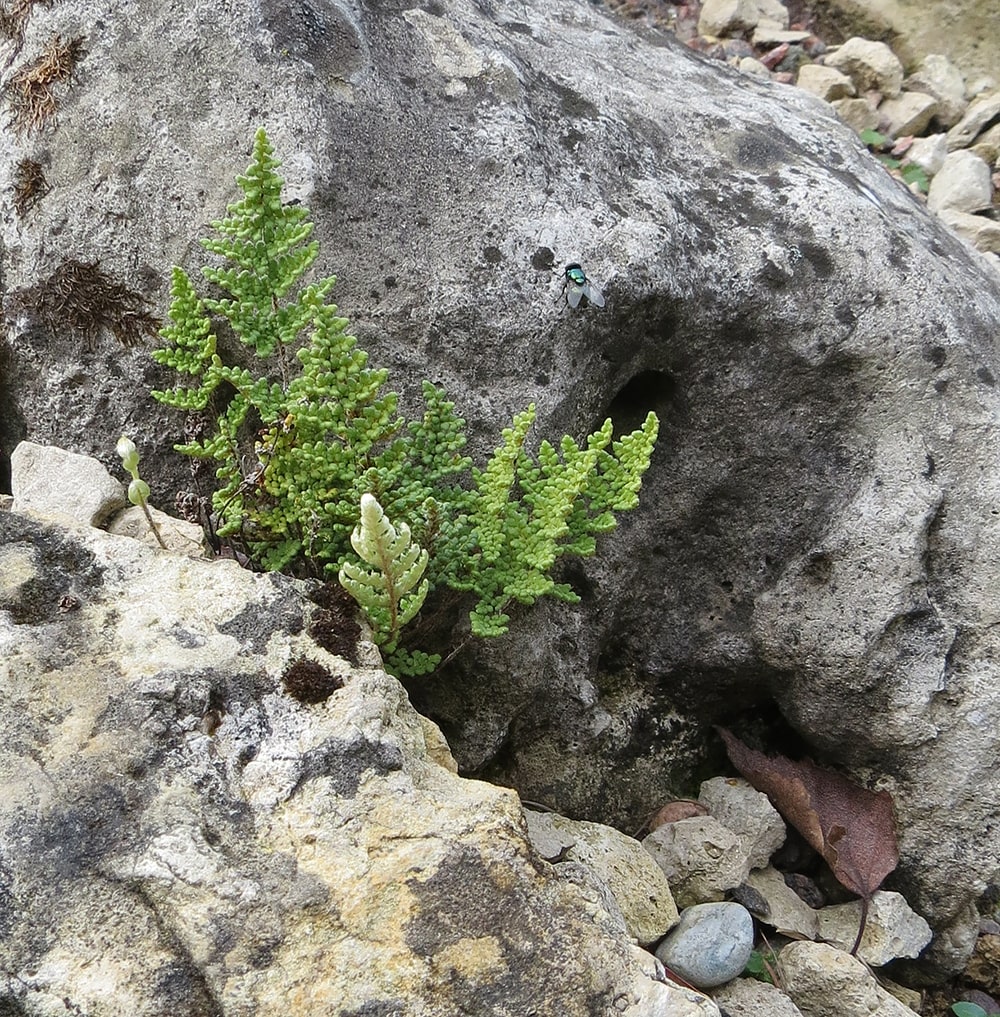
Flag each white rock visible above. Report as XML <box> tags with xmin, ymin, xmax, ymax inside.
<box><xmin>751</xmin><ymin>0</ymin><xmax>788</xmax><ymax>30</ymax></box>
<box><xmin>697</xmin><ymin>777</ymin><xmax>785</xmax><ymax>869</ymax></box>
<box><xmin>903</xmin><ymin>133</ymin><xmax>949</xmax><ymax>176</ymax></box>
<box><xmin>697</xmin><ymin>0</ymin><xmax>759</xmax><ymax>38</ymax></box>
<box><xmin>816</xmin><ymin>890</ymin><xmax>934</xmax><ymax>965</ymax></box>
<box><xmin>777</xmin><ymin>941</ymin><xmax>915</xmax><ymax>1017</ymax></box>
<box><xmin>713</xmin><ymin>977</ymin><xmax>805</xmax><ymax>1016</ymax></box>
<box><xmin>948</xmin><ymin>93</ymin><xmax>1000</xmax><ymax>151</ymax></box>
<box><xmin>830</xmin><ymin>97</ymin><xmax>879</xmax><ymax>134</ymax></box>
<box><xmin>738</xmin><ymin>57</ymin><xmax>771</xmax><ymax>78</ymax></box>
<box><xmin>939</xmin><ymin>208</ymin><xmax>1000</xmax><ymax>254</ymax></box>
<box><xmin>877</xmin><ymin>91</ymin><xmax>939</xmax><ymax>138</ymax></box>
<box><xmin>927</xmin><ymin>149</ymin><xmax>993</xmax><ymax>214</ymax></box>
<box><xmin>824</xmin><ymin>38</ymin><xmax>904</xmax><ymax>98</ymax></box>
<box><xmin>971</xmin><ymin>122</ymin><xmax>1000</xmax><ymax>167</ymax></box>
<box><xmin>625</xmin><ymin>945</ymin><xmax>723</xmax><ymax>1017</ymax></box>
<box><xmin>655</xmin><ymin>903</ymin><xmax>755</xmax><ymax>990</ymax></box>
<box><xmin>795</xmin><ymin>64</ymin><xmax>856</xmax><ymax>102</ymax></box>
<box><xmin>643</xmin><ymin>816</ymin><xmax>750</xmax><ymax>908</ymax></box>
<box><xmin>752</xmin><ymin>27</ymin><xmax>811</xmax><ymax>47</ymax></box>
<box><xmin>11</xmin><ymin>441</ymin><xmax>126</xmax><ymax>527</ymax></box>
<box><xmin>106</xmin><ymin>504</ymin><xmax>206</xmax><ymax>555</ymax></box>
<box><xmin>967</xmin><ymin>76</ymin><xmax>998</xmax><ymax>100</ymax></box>
<box><xmin>904</xmin><ymin>53</ymin><xmax>968</xmax><ymax>128</ymax></box>
<box><xmin>525</xmin><ymin>811</ymin><xmax>679</xmax><ymax>946</ymax></box>
<box><xmin>745</xmin><ymin>866</ymin><xmax>820</xmax><ymax>940</ymax></box>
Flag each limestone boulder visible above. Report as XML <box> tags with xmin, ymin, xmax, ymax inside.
<box><xmin>2</xmin><ymin>0</ymin><xmax>1000</xmax><ymax>982</ymax></box>
<box><xmin>0</xmin><ymin>505</ymin><xmax>697</xmax><ymax>1017</ymax></box>
<box><xmin>824</xmin><ymin>37</ymin><xmax>905</xmax><ymax>96</ymax></box>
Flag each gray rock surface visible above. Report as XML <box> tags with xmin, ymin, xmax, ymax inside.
<box><xmin>2</xmin><ymin>0</ymin><xmax>1000</xmax><ymax>982</ymax></box>
<box><xmin>816</xmin><ymin>891</ymin><xmax>933</xmax><ymax>965</ymax></box>
<box><xmin>696</xmin><ymin>777</ymin><xmax>785</xmax><ymax>870</ymax></box>
<box><xmin>524</xmin><ymin>810</ymin><xmax>680</xmax><ymax>946</ymax></box>
<box><xmin>712</xmin><ymin>978</ymin><xmax>804</xmax><ymax>1017</ymax></box>
<box><xmin>745</xmin><ymin>866</ymin><xmax>820</xmax><ymax>941</ymax></box>
<box><xmin>0</xmin><ymin>502</ymin><xmax>697</xmax><ymax>1017</ymax></box>
<box><xmin>654</xmin><ymin>902</ymin><xmax>754</xmax><ymax>990</ymax></box>
<box><xmin>643</xmin><ymin>816</ymin><xmax>750</xmax><ymax>909</ymax></box>
<box><xmin>777</xmin><ymin>941</ymin><xmax>916</xmax><ymax>1017</ymax></box>
<box><xmin>11</xmin><ymin>439</ymin><xmax>125</xmax><ymax>526</ymax></box>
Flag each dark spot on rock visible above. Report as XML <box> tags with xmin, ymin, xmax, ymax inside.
<box><xmin>383</xmin><ymin>275</ymin><xmax>397</xmax><ymax>288</ymax></box>
<box><xmin>735</xmin><ymin>130</ymin><xmax>793</xmax><ymax>171</ymax></box>
<box><xmin>800</xmin><ymin>241</ymin><xmax>834</xmax><ymax>278</ymax></box>
<box><xmin>559</xmin><ymin>126</ymin><xmax>586</xmax><ymax>151</ymax></box>
<box><xmin>924</xmin><ymin>345</ymin><xmax>946</xmax><ymax>368</ymax></box>
<box><xmin>169</xmin><ymin>624</ymin><xmax>204</xmax><ymax>648</ymax></box>
<box><xmin>482</xmin><ymin>245</ymin><xmax>503</xmax><ymax>266</ymax></box>
<box><xmin>298</xmin><ymin>734</ymin><xmax>404</xmax><ymax>797</ymax></box>
<box><xmin>0</xmin><ymin>514</ymin><xmax>103</xmax><ymax>625</ymax></box>
<box><xmin>544</xmin><ymin>76</ymin><xmax>599</xmax><ymax>121</ymax></box>
<box><xmin>282</xmin><ymin>657</ymin><xmax>344</xmax><ymax>704</ymax></box>
<box><xmin>261</xmin><ymin>0</ymin><xmax>366</xmax><ymax>79</ymax></box>
<box><xmin>307</xmin><ymin>583</ymin><xmax>360</xmax><ymax>664</ymax></box>
<box><xmin>604</xmin><ymin>370</ymin><xmax>676</xmax><ymax>435</ymax></box>
<box><xmin>924</xmin><ymin>454</ymin><xmax>935</xmax><ymax>479</ymax></box>
<box><xmin>217</xmin><ymin>579</ymin><xmax>304</xmax><ymax>652</ymax></box>
<box><xmin>977</xmin><ymin>366</ymin><xmax>995</xmax><ymax>386</ymax></box>
<box><xmin>531</xmin><ymin>246</ymin><xmax>554</xmax><ymax>271</ymax></box>
<box><xmin>339</xmin><ymin>1002</ymin><xmax>408</xmax><ymax>1017</ymax></box>
<box><xmin>803</xmin><ymin>551</ymin><xmax>832</xmax><ymax>584</ymax></box>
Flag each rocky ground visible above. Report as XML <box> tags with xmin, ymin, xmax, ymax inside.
<box><xmin>601</xmin><ymin>0</ymin><xmax>1000</xmax><ymax>270</ymax></box>
<box><xmin>592</xmin><ymin>2</ymin><xmax>1000</xmax><ymax>1013</ymax></box>
<box><xmin>4</xmin><ymin>0</ymin><xmax>1000</xmax><ymax>1013</ymax></box>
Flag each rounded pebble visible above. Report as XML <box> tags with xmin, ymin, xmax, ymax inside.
<box><xmin>654</xmin><ymin>901</ymin><xmax>755</xmax><ymax>989</ymax></box>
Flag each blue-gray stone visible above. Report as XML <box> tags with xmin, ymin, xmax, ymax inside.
<box><xmin>654</xmin><ymin>902</ymin><xmax>755</xmax><ymax>989</ymax></box>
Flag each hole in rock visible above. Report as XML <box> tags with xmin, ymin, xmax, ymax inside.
<box><xmin>603</xmin><ymin>369</ymin><xmax>677</xmax><ymax>436</ymax></box>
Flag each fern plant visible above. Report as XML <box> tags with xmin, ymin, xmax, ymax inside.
<box><xmin>151</xmin><ymin>128</ymin><xmax>659</xmax><ymax>676</ymax></box>
<box><xmin>339</xmin><ymin>494</ymin><xmax>440</xmax><ymax>676</ymax></box>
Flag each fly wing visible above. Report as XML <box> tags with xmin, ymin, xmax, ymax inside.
<box><xmin>566</xmin><ymin>283</ymin><xmax>584</xmax><ymax>308</ymax></box>
<box><xmin>583</xmin><ymin>281</ymin><xmax>606</xmax><ymax>308</ymax></box>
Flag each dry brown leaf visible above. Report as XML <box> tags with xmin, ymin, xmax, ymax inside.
<box><xmin>717</xmin><ymin>727</ymin><xmax>899</xmax><ymax>952</ymax></box>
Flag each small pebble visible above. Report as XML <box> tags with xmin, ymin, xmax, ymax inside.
<box><xmin>655</xmin><ymin>901</ymin><xmax>755</xmax><ymax>989</ymax></box>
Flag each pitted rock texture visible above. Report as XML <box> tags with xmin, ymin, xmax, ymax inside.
<box><xmin>0</xmin><ymin>508</ymin><xmax>697</xmax><ymax>1017</ymax></box>
<box><xmin>2</xmin><ymin>0</ymin><xmax>1000</xmax><ymax>978</ymax></box>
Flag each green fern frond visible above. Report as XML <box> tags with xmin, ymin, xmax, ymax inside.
<box><xmin>150</xmin><ymin>128</ymin><xmax>660</xmax><ymax>675</ymax></box>
<box><xmin>339</xmin><ymin>494</ymin><xmax>431</xmax><ymax>661</ymax></box>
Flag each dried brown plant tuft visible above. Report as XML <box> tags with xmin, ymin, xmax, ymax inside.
<box><xmin>3</xmin><ymin>32</ymin><xmax>84</xmax><ymax>135</ymax></box>
<box><xmin>10</xmin><ymin>258</ymin><xmax>161</xmax><ymax>351</ymax></box>
<box><xmin>12</xmin><ymin>157</ymin><xmax>48</xmax><ymax>216</ymax></box>
<box><xmin>281</xmin><ymin>658</ymin><xmax>344</xmax><ymax>705</ymax></box>
<box><xmin>0</xmin><ymin>0</ymin><xmax>54</xmax><ymax>58</ymax></box>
